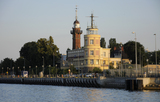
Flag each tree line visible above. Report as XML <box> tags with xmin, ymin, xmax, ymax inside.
<box><xmin>0</xmin><ymin>36</ymin><xmax>61</xmax><ymax>75</ymax></box>
<box><xmin>100</xmin><ymin>38</ymin><xmax>160</xmax><ymax>67</ymax></box>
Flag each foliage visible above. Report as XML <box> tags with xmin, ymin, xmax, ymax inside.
<box><xmin>93</xmin><ymin>67</ymin><xmax>102</xmax><ymax>73</ymax></box>
<box><xmin>114</xmin><ymin>71</ymin><xmax>119</xmax><ymax>76</ymax></box>
<box><xmin>0</xmin><ymin>58</ymin><xmax>14</xmax><ymax>74</ymax></box>
<box><xmin>100</xmin><ymin>37</ymin><xmax>106</xmax><ymax>48</ymax></box>
<box><xmin>123</xmin><ymin>41</ymin><xmax>146</xmax><ymax>65</ymax></box>
<box><xmin>145</xmin><ymin>50</ymin><xmax>160</xmax><ymax>64</ymax></box>
<box><xmin>108</xmin><ymin>38</ymin><xmax>121</xmax><ymax>57</ymax></box>
<box><xmin>106</xmin><ymin>70</ymin><xmax>111</xmax><ymax>75</ymax></box>
<box><xmin>19</xmin><ymin>36</ymin><xmax>61</xmax><ymax>71</ymax></box>
<box><xmin>109</xmin><ymin>62</ymin><xmax>114</xmax><ymax>69</ymax></box>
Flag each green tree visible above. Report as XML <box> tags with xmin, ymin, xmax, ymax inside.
<box><xmin>19</xmin><ymin>36</ymin><xmax>61</xmax><ymax>73</ymax></box>
<box><xmin>109</xmin><ymin>62</ymin><xmax>114</xmax><ymax>69</ymax></box>
<box><xmin>123</xmin><ymin>41</ymin><xmax>146</xmax><ymax>65</ymax></box>
<box><xmin>100</xmin><ymin>37</ymin><xmax>106</xmax><ymax>48</ymax></box>
<box><xmin>93</xmin><ymin>67</ymin><xmax>102</xmax><ymax>73</ymax></box>
<box><xmin>0</xmin><ymin>58</ymin><xmax>14</xmax><ymax>74</ymax></box>
<box><xmin>108</xmin><ymin>38</ymin><xmax>121</xmax><ymax>57</ymax></box>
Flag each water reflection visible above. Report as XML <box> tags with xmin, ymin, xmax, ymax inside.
<box><xmin>0</xmin><ymin>84</ymin><xmax>160</xmax><ymax>102</ymax></box>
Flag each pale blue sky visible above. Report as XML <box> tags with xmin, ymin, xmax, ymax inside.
<box><xmin>0</xmin><ymin>0</ymin><xmax>160</xmax><ymax>61</ymax></box>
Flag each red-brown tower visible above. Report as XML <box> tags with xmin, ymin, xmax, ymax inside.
<box><xmin>70</xmin><ymin>7</ymin><xmax>82</xmax><ymax>49</ymax></box>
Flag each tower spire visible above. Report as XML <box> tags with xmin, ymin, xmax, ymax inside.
<box><xmin>75</xmin><ymin>5</ymin><xmax>78</xmax><ymax>20</ymax></box>
<box><xmin>87</xmin><ymin>13</ymin><xmax>97</xmax><ymax>28</ymax></box>
<box><xmin>91</xmin><ymin>13</ymin><xmax>94</xmax><ymax>28</ymax></box>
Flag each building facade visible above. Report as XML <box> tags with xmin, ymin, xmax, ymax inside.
<box><xmin>67</xmin><ymin>11</ymin><xmax>121</xmax><ymax>73</ymax></box>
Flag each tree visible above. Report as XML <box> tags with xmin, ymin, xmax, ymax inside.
<box><xmin>100</xmin><ymin>38</ymin><xmax>106</xmax><ymax>48</ymax></box>
<box><xmin>146</xmin><ymin>50</ymin><xmax>160</xmax><ymax>64</ymax></box>
<box><xmin>108</xmin><ymin>38</ymin><xmax>121</xmax><ymax>57</ymax></box>
<box><xmin>93</xmin><ymin>67</ymin><xmax>102</xmax><ymax>73</ymax></box>
<box><xmin>0</xmin><ymin>58</ymin><xmax>14</xmax><ymax>74</ymax></box>
<box><xmin>20</xmin><ymin>41</ymin><xmax>39</xmax><ymax>67</ymax></box>
<box><xmin>19</xmin><ymin>36</ymin><xmax>61</xmax><ymax>73</ymax></box>
<box><xmin>123</xmin><ymin>41</ymin><xmax>146</xmax><ymax>65</ymax></box>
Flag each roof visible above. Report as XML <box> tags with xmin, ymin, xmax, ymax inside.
<box><xmin>74</xmin><ymin>19</ymin><xmax>79</xmax><ymax>24</ymax></box>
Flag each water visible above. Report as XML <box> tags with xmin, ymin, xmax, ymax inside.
<box><xmin>0</xmin><ymin>84</ymin><xmax>160</xmax><ymax>102</ymax></box>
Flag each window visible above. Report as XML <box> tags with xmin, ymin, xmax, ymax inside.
<box><xmin>90</xmin><ymin>50</ymin><xmax>94</xmax><ymax>55</ymax></box>
<box><xmin>103</xmin><ymin>60</ymin><xmax>105</xmax><ymax>64</ymax></box>
<box><xmin>90</xmin><ymin>59</ymin><xmax>94</xmax><ymax>64</ymax></box>
<box><xmin>85</xmin><ymin>50</ymin><xmax>88</xmax><ymax>56</ymax></box>
<box><xmin>85</xmin><ymin>39</ymin><xmax>88</xmax><ymax>45</ymax></box>
<box><xmin>103</xmin><ymin>52</ymin><xmax>106</xmax><ymax>56</ymax></box>
<box><xmin>96</xmin><ymin>60</ymin><xmax>99</xmax><ymax>64</ymax></box>
<box><xmin>85</xmin><ymin>59</ymin><xmax>88</xmax><ymax>65</ymax></box>
<box><xmin>90</xmin><ymin>39</ymin><xmax>94</xmax><ymax>44</ymax></box>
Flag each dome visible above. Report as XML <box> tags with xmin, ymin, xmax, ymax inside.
<box><xmin>74</xmin><ymin>20</ymin><xmax>79</xmax><ymax>24</ymax></box>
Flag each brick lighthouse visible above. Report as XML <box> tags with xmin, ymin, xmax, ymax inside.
<box><xmin>70</xmin><ymin>7</ymin><xmax>83</xmax><ymax>49</ymax></box>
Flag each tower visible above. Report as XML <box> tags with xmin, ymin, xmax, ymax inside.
<box><xmin>70</xmin><ymin>6</ymin><xmax>83</xmax><ymax>49</ymax></box>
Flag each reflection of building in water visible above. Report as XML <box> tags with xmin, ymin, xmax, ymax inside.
<box><xmin>66</xmin><ymin>8</ymin><xmax>122</xmax><ymax>73</ymax></box>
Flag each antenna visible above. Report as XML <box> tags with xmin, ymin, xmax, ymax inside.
<box><xmin>86</xmin><ymin>13</ymin><xmax>98</xmax><ymax>28</ymax></box>
<box><xmin>75</xmin><ymin>5</ymin><xmax>78</xmax><ymax>20</ymax></box>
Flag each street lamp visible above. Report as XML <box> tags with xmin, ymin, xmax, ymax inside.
<box><xmin>23</xmin><ymin>58</ymin><xmax>25</xmax><ymax>71</ymax></box>
<box><xmin>120</xmin><ymin>43</ymin><xmax>123</xmax><ymax>77</ymax></box>
<box><xmin>81</xmin><ymin>63</ymin><xmax>83</xmax><ymax>78</ymax></box>
<box><xmin>71</xmin><ymin>63</ymin><xmax>73</xmax><ymax>75</ymax></box>
<box><xmin>63</xmin><ymin>63</ymin><xmax>65</xmax><ymax>76</ymax></box>
<box><xmin>23</xmin><ymin>66</ymin><xmax>25</xmax><ymax>71</ymax></box>
<box><xmin>36</xmin><ymin>66</ymin><xmax>37</xmax><ymax>77</ymax></box>
<box><xmin>56</xmin><ymin>64</ymin><xmax>57</xmax><ymax>78</ymax></box>
<box><xmin>29</xmin><ymin>66</ymin><xmax>31</xmax><ymax>77</ymax></box>
<box><xmin>12</xmin><ymin>67</ymin><xmax>14</xmax><ymax>75</ymax></box>
<box><xmin>146</xmin><ymin>59</ymin><xmax>149</xmax><ymax>77</ymax></box>
<box><xmin>48</xmin><ymin>65</ymin><xmax>50</xmax><ymax>77</ymax></box>
<box><xmin>132</xmin><ymin>32</ymin><xmax>137</xmax><ymax>77</ymax></box>
<box><xmin>42</xmin><ymin>56</ymin><xmax>44</xmax><ymax>75</ymax></box>
<box><xmin>154</xmin><ymin>34</ymin><xmax>157</xmax><ymax>77</ymax></box>
<box><xmin>103</xmin><ymin>61</ymin><xmax>105</xmax><ymax>77</ymax></box>
<box><xmin>7</xmin><ymin>67</ymin><xmax>8</xmax><ymax>78</ymax></box>
<box><xmin>18</xmin><ymin>67</ymin><xmax>19</xmax><ymax>76</ymax></box>
<box><xmin>2</xmin><ymin>67</ymin><xmax>3</xmax><ymax>75</ymax></box>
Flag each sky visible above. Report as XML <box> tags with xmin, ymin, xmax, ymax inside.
<box><xmin>0</xmin><ymin>0</ymin><xmax>160</xmax><ymax>61</ymax></box>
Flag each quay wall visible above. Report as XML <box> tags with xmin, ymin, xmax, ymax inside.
<box><xmin>0</xmin><ymin>78</ymin><xmax>100</xmax><ymax>88</ymax></box>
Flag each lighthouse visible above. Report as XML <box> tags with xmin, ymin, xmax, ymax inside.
<box><xmin>70</xmin><ymin>6</ymin><xmax>83</xmax><ymax>49</ymax></box>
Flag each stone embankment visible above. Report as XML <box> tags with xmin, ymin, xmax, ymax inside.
<box><xmin>0</xmin><ymin>78</ymin><xmax>101</xmax><ymax>88</ymax></box>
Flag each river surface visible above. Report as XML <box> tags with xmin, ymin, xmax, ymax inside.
<box><xmin>0</xmin><ymin>84</ymin><xmax>160</xmax><ymax>102</ymax></box>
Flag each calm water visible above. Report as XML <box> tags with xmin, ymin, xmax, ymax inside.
<box><xmin>0</xmin><ymin>84</ymin><xmax>160</xmax><ymax>102</ymax></box>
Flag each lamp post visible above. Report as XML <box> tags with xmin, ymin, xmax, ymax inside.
<box><xmin>120</xmin><ymin>43</ymin><xmax>123</xmax><ymax>77</ymax></box>
<box><xmin>130</xmin><ymin>60</ymin><xmax>132</xmax><ymax>77</ymax></box>
<box><xmin>18</xmin><ymin>67</ymin><xmax>19</xmax><ymax>76</ymax></box>
<box><xmin>154</xmin><ymin>34</ymin><xmax>157</xmax><ymax>77</ymax></box>
<box><xmin>63</xmin><ymin>63</ymin><xmax>65</xmax><ymax>76</ymax></box>
<box><xmin>56</xmin><ymin>64</ymin><xmax>57</xmax><ymax>78</ymax></box>
<box><xmin>49</xmin><ymin>65</ymin><xmax>51</xmax><ymax>77</ymax></box>
<box><xmin>36</xmin><ymin>66</ymin><xmax>37</xmax><ymax>77</ymax></box>
<box><xmin>23</xmin><ymin>58</ymin><xmax>25</xmax><ymax>71</ymax></box>
<box><xmin>42</xmin><ymin>56</ymin><xmax>44</xmax><ymax>75</ymax></box>
<box><xmin>132</xmin><ymin>32</ymin><xmax>137</xmax><ymax>77</ymax></box>
<box><xmin>12</xmin><ymin>67</ymin><xmax>14</xmax><ymax>75</ymax></box>
<box><xmin>81</xmin><ymin>63</ymin><xmax>83</xmax><ymax>78</ymax></box>
<box><xmin>2</xmin><ymin>67</ymin><xmax>3</xmax><ymax>75</ymax></box>
<box><xmin>29</xmin><ymin>66</ymin><xmax>31</xmax><ymax>77</ymax></box>
<box><xmin>146</xmin><ymin>59</ymin><xmax>148</xmax><ymax>77</ymax></box>
<box><xmin>23</xmin><ymin>66</ymin><xmax>25</xmax><ymax>71</ymax></box>
<box><xmin>71</xmin><ymin>63</ymin><xmax>73</xmax><ymax>76</ymax></box>
<box><xmin>103</xmin><ymin>61</ymin><xmax>105</xmax><ymax>77</ymax></box>
<box><xmin>7</xmin><ymin>67</ymin><xmax>8</xmax><ymax>78</ymax></box>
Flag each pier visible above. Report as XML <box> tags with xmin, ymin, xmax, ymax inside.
<box><xmin>0</xmin><ymin>77</ymin><xmax>160</xmax><ymax>90</ymax></box>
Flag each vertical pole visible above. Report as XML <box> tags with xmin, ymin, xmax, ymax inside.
<box><xmin>154</xmin><ymin>34</ymin><xmax>157</xmax><ymax>77</ymax></box>
<box><xmin>121</xmin><ymin>43</ymin><xmax>122</xmax><ymax>77</ymax></box>
<box><xmin>135</xmin><ymin>33</ymin><xmax>137</xmax><ymax>77</ymax></box>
